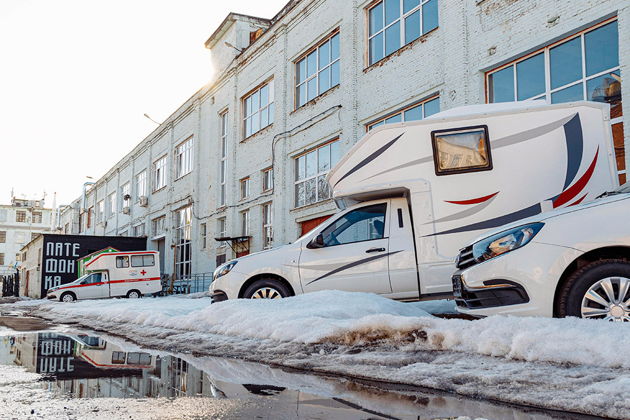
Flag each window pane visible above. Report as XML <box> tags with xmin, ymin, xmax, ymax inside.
<box><xmin>252</xmin><ymin>111</ymin><xmax>260</xmax><ymax>133</ymax></box>
<box><xmin>385</xmin><ymin>22</ymin><xmax>401</xmax><ymax>56</ymax></box>
<box><xmin>385</xmin><ymin>0</ymin><xmax>400</xmax><ymax>25</ymax></box>
<box><xmin>385</xmin><ymin>114</ymin><xmax>402</xmax><ymax>124</ymax></box>
<box><xmin>306</xmin><ymin>151</ymin><xmax>317</xmax><ymax>177</ymax></box>
<box><xmin>307</xmin><ymin>78</ymin><xmax>317</xmax><ymax>101</ymax></box>
<box><xmin>296</xmin><ymin>182</ymin><xmax>306</xmax><ymax>207</ymax></box>
<box><xmin>489</xmin><ymin>66</ymin><xmax>515</xmax><ymax>102</ymax></box>
<box><xmin>405</xmin><ymin>10</ymin><xmax>420</xmax><ymax>44</ymax></box>
<box><xmin>551</xmin><ymin>83</ymin><xmax>583</xmax><ymax>104</ymax></box>
<box><xmin>307</xmin><ymin>51</ymin><xmax>317</xmax><ymax>77</ymax></box>
<box><xmin>422</xmin><ymin>0</ymin><xmax>438</xmax><ymax>34</ymax></box>
<box><xmin>245</xmin><ymin>118</ymin><xmax>252</xmax><ymax>137</ymax></box>
<box><xmin>251</xmin><ymin>91</ymin><xmax>260</xmax><ymax>109</ymax></box>
<box><xmin>330</xmin><ymin>141</ymin><xmax>341</xmax><ymax>165</ymax></box>
<box><xmin>305</xmin><ymin>178</ymin><xmax>317</xmax><ymax>205</ymax></box>
<box><xmin>245</xmin><ymin>97</ymin><xmax>252</xmax><ymax>116</ymax></box>
<box><xmin>370</xmin><ymin>32</ymin><xmax>384</xmax><ymax>64</ymax></box>
<box><xmin>319</xmin><ymin>66</ymin><xmax>331</xmax><ymax>93</ymax></box>
<box><xmin>550</xmin><ymin>37</ymin><xmax>582</xmax><ymax>89</ymax></box>
<box><xmin>424</xmin><ymin>98</ymin><xmax>440</xmax><ymax>116</ymax></box>
<box><xmin>318</xmin><ymin>146</ymin><xmax>331</xmax><ymax>172</ymax></box>
<box><xmin>261</xmin><ymin>106</ymin><xmax>269</xmax><ymax>128</ymax></box>
<box><xmin>369</xmin><ymin>3</ymin><xmax>384</xmax><ymax>36</ymax></box>
<box><xmin>297</xmin><ymin>59</ymin><xmax>306</xmax><ymax>83</ymax></box>
<box><xmin>319</xmin><ymin>41</ymin><xmax>330</xmax><ymax>68</ymax></box>
<box><xmin>297</xmin><ymin>84</ymin><xmax>306</xmax><ymax>107</ymax></box>
<box><xmin>404</xmin><ymin>104</ymin><xmax>422</xmax><ymax>121</ymax></box>
<box><xmin>317</xmin><ymin>175</ymin><xmax>330</xmax><ymax>201</ymax></box>
<box><xmin>331</xmin><ymin>34</ymin><xmax>340</xmax><ymax>60</ymax></box>
<box><xmin>516</xmin><ymin>53</ymin><xmax>545</xmax><ymax>100</ymax></box>
<box><xmin>331</xmin><ymin>61</ymin><xmax>340</xmax><ymax>87</ymax></box>
<box><xmin>586</xmin><ymin>70</ymin><xmax>622</xmax><ymax>117</ymax></box>
<box><xmin>268</xmin><ymin>103</ymin><xmax>275</xmax><ymax>124</ymax></box>
<box><xmin>260</xmin><ymin>84</ymin><xmax>269</xmax><ymax>106</ymax></box>
<box><xmin>404</xmin><ymin>0</ymin><xmax>419</xmax><ymax>13</ymax></box>
<box><xmin>321</xmin><ymin>204</ymin><xmax>386</xmax><ymax>246</ymax></box>
<box><xmin>585</xmin><ymin>22</ymin><xmax>619</xmax><ymax>77</ymax></box>
<box><xmin>434</xmin><ymin>129</ymin><xmax>490</xmax><ymax>173</ymax></box>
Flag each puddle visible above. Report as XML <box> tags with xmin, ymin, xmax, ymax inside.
<box><xmin>0</xmin><ymin>330</ymin><xmax>597</xmax><ymax>420</ymax></box>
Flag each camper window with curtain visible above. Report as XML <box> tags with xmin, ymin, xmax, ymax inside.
<box><xmin>432</xmin><ymin>126</ymin><xmax>492</xmax><ymax>175</ymax></box>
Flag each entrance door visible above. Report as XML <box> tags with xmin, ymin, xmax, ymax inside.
<box><xmin>156</xmin><ymin>239</ymin><xmax>165</xmax><ymax>275</ymax></box>
<box><xmin>299</xmin><ymin>202</ymin><xmax>392</xmax><ymax>294</ymax></box>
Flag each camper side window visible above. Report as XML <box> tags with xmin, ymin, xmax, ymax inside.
<box><xmin>432</xmin><ymin>126</ymin><xmax>492</xmax><ymax>175</ymax></box>
<box><xmin>112</xmin><ymin>352</ymin><xmax>126</xmax><ymax>364</ymax></box>
<box><xmin>116</xmin><ymin>256</ymin><xmax>129</xmax><ymax>268</ymax></box>
<box><xmin>131</xmin><ymin>254</ymin><xmax>155</xmax><ymax>267</ymax></box>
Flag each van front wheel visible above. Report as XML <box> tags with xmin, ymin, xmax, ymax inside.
<box><xmin>60</xmin><ymin>292</ymin><xmax>76</xmax><ymax>303</ymax></box>
<box><xmin>243</xmin><ymin>279</ymin><xmax>290</xmax><ymax>300</ymax></box>
<box><xmin>127</xmin><ymin>290</ymin><xmax>142</xmax><ymax>299</ymax></box>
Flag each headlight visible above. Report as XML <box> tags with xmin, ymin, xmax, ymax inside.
<box><xmin>472</xmin><ymin>222</ymin><xmax>544</xmax><ymax>263</ymax></box>
<box><xmin>213</xmin><ymin>261</ymin><xmax>237</xmax><ymax>280</ymax></box>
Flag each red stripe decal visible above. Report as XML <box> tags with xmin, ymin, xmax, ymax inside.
<box><xmin>86</xmin><ymin>251</ymin><xmax>158</xmax><ymax>267</ymax></box>
<box><xmin>445</xmin><ymin>192</ymin><xmax>499</xmax><ymax>205</ymax></box>
<box><xmin>52</xmin><ymin>277</ymin><xmax>161</xmax><ymax>292</ymax></box>
<box><xmin>553</xmin><ymin>148</ymin><xmax>599</xmax><ymax>208</ymax></box>
<box><xmin>569</xmin><ymin>193</ymin><xmax>588</xmax><ymax>207</ymax></box>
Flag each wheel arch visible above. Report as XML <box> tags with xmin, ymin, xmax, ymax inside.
<box><xmin>60</xmin><ymin>290</ymin><xmax>76</xmax><ymax>301</ymax></box>
<box><xmin>553</xmin><ymin>246</ymin><xmax>630</xmax><ymax>316</ymax></box>
<box><xmin>238</xmin><ymin>273</ymin><xmax>295</xmax><ymax>298</ymax></box>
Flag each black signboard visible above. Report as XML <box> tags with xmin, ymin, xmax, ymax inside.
<box><xmin>40</xmin><ymin>234</ymin><xmax>146</xmax><ymax>297</ymax></box>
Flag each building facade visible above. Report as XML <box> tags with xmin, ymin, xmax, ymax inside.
<box><xmin>0</xmin><ymin>197</ymin><xmax>52</xmax><ymax>275</ymax></box>
<box><xmin>59</xmin><ymin>0</ymin><xmax>629</xmax><ymax>280</ymax></box>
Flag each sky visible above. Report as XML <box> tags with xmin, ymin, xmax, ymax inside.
<box><xmin>0</xmin><ymin>0</ymin><xmax>287</xmax><ymax>207</ymax></box>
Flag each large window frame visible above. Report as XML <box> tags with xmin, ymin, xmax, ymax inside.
<box><xmin>175</xmin><ymin>136</ymin><xmax>194</xmax><ymax>179</ymax></box>
<box><xmin>153</xmin><ymin>155</ymin><xmax>168</xmax><ymax>192</ymax></box>
<box><xmin>219</xmin><ymin>111</ymin><xmax>229</xmax><ymax>207</ymax></box>
<box><xmin>367</xmin><ymin>95</ymin><xmax>440</xmax><ymax>130</ymax></box>
<box><xmin>107</xmin><ymin>192</ymin><xmax>116</xmax><ymax>219</ymax></box>
<box><xmin>367</xmin><ymin>0</ymin><xmax>439</xmax><ymax>66</ymax></box>
<box><xmin>262</xmin><ymin>202</ymin><xmax>273</xmax><ymax>249</ymax></box>
<box><xmin>243</xmin><ymin>80</ymin><xmax>274</xmax><ymax>139</ymax></box>
<box><xmin>136</xmin><ymin>170</ymin><xmax>147</xmax><ymax>200</ymax></box>
<box><xmin>294</xmin><ymin>139</ymin><xmax>342</xmax><ymax>208</ymax></box>
<box><xmin>174</xmin><ymin>206</ymin><xmax>192</xmax><ymax>280</ymax></box>
<box><xmin>121</xmin><ymin>182</ymin><xmax>131</xmax><ymax>208</ymax></box>
<box><xmin>295</xmin><ymin>30</ymin><xmax>340</xmax><ymax>108</ymax></box>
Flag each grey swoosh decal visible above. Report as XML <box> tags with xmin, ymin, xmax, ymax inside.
<box><xmin>426</xmin><ymin>204</ymin><xmax>542</xmax><ymax>236</ymax></box>
<box><xmin>427</xmin><ymin>194</ymin><xmax>499</xmax><ymax>224</ymax></box>
<box><xmin>334</xmin><ymin>133</ymin><xmax>404</xmax><ymax>186</ymax></box>
<box><xmin>561</xmin><ymin>114</ymin><xmax>583</xmax><ymax>190</ymax></box>
<box><xmin>362</xmin><ymin>114</ymin><xmax>577</xmax><ymax>182</ymax></box>
<box><xmin>305</xmin><ymin>250</ymin><xmax>402</xmax><ymax>286</ymax></box>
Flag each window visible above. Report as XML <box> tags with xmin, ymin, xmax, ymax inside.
<box><xmin>243</xmin><ymin>80</ymin><xmax>274</xmax><ymax>138</ymax></box>
<box><xmin>241</xmin><ymin>210</ymin><xmax>250</xmax><ymax>236</ymax></box>
<box><xmin>32</xmin><ymin>211</ymin><xmax>42</xmax><ymax>224</ymax></box>
<box><xmin>153</xmin><ymin>155</ymin><xmax>168</xmax><ymax>191</ymax></box>
<box><xmin>83</xmin><ymin>273</ymin><xmax>102</xmax><ymax>284</ymax></box>
<box><xmin>219</xmin><ymin>111</ymin><xmax>229</xmax><ymax>207</ymax></box>
<box><xmin>131</xmin><ymin>254</ymin><xmax>155</xmax><ymax>267</ymax></box>
<box><xmin>296</xmin><ymin>32</ymin><xmax>340</xmax><ymax>107</ymax></box>
<box><xmin>216</xmin><ymin>254</ymin><xmax>226</xmax><ymax>267</ymax></box>
<box><xmin>16</xmin><ymin>211</ymin><xmax>26</xmax><ymax>223</ymax></box>
<box><xmin>152</xmin><ymin>216</ymin><xmax>165</xmax><ymax>237</ymax></box>
<box><xmin>112</xmin><ymin>351</ymin><xmax>126</xmax><ymax>364</ymax></box>
<box><xmin>0</xmin><ymin>253</ymin><xmax>4</xmax><ymax>265</ymax></box>
<box><xmin>116</xmin><ymin>256</ymin><xmax>129</xmax><ymax>268</ymax></box>
<box><xmin>368</xmin><ymin>96</ymin><xmax>440</xmax><ymax>130</ymax></box>
<box><xmin>175</xmin><ymin>136</ymin><xmax>194</xmax><ymax>179</ymax></box>
<box><xmin>96</xmin><ymin>201</ymin><xmax>104</xmax><ymax>223</ymax></box>
<box><xmin>262</xmin><ymin>202</ymin><xmax>273</xmax><ymax>249</ymax></box>
<box><xmin>432</xmin><ymin>126</ymin><xmax>492</xmax><ymax>175</ymax></box>
<box><xmin>262</xmin><ymin>167</ymin><xmax>273</xmax><ymax>192</ymax></box>
<box><xmin>133</xmin><ymin>223</ymin><xmax>145</xmax><ymax>237</ymax></box>
<box><xmin>217</xmin><ymin>217</ymin><xmax>226</xmax><ymax>247</ymax></box>
<box><xmin>121</xmin><ymin>183</ymin><xmax>131</xmax><ymax>208</ymax></box>
<box><xmin>295</xmin><ymin>140</ymin><xmax>342</xmax><ymax>207</ymax></box>
<box><xmin>15</xmin><ymin>253</ymin><xmax>21</xmax><ymax>262</ymax></box>
<box><xmin>0</xmin><ymin>231</ymin><xmax>5</xmax><ymax>243</ymax></box>
<box><xmin>240</xmin><ymin>177</ymin><xmax>250</xmax><ymax>200</ymax></box>
<box><xmin>87</xmin><ymin>206</ymin><xmax>93</xmax><ymax>228</ymax></box>
<box><xmin>127</xmin><ymin>352</ymin><xmax>151</xmax><ymax>365</ymax></box>
<box><xmin>107</xmin><ymin>193</ymin><xmax>116</xmax><ymax>218</ymax></box>
<box><xmin>321</xmin><ymin>204</ymin><xmax>387</xmax><ymax>246</ymax></box>
<box><xmin>368</xmin><ymin>0</ymin><xmax>438</xmax><ymax>65</ymax></box>
<box><xmin>136</xmin><ymin>170</ymin><xmax>147</xmax><ymax>199</ymax></box>
<box><xmin>174</xmin><ymin>207</ymin><xmax>192</xmax><ymax>279</ymax></box>
<box><xmin>486</xmin><ymin>20</ymin><xmax>624</xmax><ymax>182</ymax></box>
<box><xmin>200</xmin><ymin>222</ymin><xmax>207</xmax><ymax>249</ymax></box>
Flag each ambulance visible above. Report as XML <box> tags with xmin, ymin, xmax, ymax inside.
<box><xmin>46</xmin><ymin>251</ymin><xmax>161</xmax><ymax>302</ymax></box>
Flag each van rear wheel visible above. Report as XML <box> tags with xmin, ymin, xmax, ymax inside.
<box><xmin>61</xmin><ymin>292</ymin><xmax>76</xmax><ymax>303</ymax></box>
<box><xmin>243</xmin><ymin>279</ymin><xmax>290</xmax><ymax>300</ymax></box>
<box><xmin>127</xmin><ymin>290</ymin><xmax>141</xmax><ymax>299</ymax></box>
<box><xmin>558</xmin><ymin>259</ymin><xmax>630</xmax><ymax>322</ymax></box>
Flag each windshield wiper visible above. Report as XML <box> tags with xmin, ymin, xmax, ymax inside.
<box><xmin>596</xmin><ymin>190</ymin><xmax>622</xmax><ymax>199</ymax></box>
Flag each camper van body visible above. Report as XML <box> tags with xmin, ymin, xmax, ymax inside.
<box><xmin>47</xmin><ymin>251</ymin><xmax>161</xmax><ymax>301</ymax></box>
<box><xmin>210</xmin><ymin>102</ymin><xmax>618</xmax><ymax>302</ymax></box>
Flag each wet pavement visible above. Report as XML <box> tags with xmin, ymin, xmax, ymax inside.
<box><xmin>0</xmin><ymin>314</ymin><xmax>604</xmax><ymax>420</ymax></box>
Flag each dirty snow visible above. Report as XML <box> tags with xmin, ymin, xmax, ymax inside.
<box><xmin>6</xmin><ymin>291</ymin><xmax>630</xmax><ymax>419</ymax></box>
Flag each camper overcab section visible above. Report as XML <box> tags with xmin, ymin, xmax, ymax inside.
<box><xmin>210</xmin><ymin>101</ymin><xmax>617</xmax><ymax>302</ymax></box>
<box><xmin>47</xmin><ymin>251</ymin><xmax>161</xmax><ymax>301</ymax></box>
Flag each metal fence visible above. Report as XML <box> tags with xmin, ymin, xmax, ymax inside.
<box><xmin>1</xmin><ymin>272</ymin><xmax>19</xmax><ymax>297</ymax></box>
<box><xmin>159</xmin><ymin>273</ymin><xmax>213</xmax><ymax>296</ymax></box>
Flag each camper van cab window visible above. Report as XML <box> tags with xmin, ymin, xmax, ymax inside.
<box><xmin>116</xmin><ymin>256</ymin><xmax>129</xmax><ymax>268</ymax></box>
<box><xmin>131</xmin><ymin>254</ymin><xmax>155</xmax><ymax>267</ymax></box>
<box><xmin>83</xmin><ymin>273</ymin><xmax>102</xmax><ymax>284</ymax></box>
<box><xmin>432</xmin><ymin>126</ymin><xmax>492</xmax><ymax>175</ymax></box>
<box><xmin>321</xmin><ymin>204</ymin><xmax>387</xmax><ymax>247</ymax></box>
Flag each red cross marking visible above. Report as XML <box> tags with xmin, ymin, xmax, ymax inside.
<box><xmin>140</xmin><ymin>270</ymin><xmax>147</xmax><ymax>275</ymax></box>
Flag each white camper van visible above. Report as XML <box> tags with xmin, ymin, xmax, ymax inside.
<box><xmin>210</xmin><ymin>101</ymin><xmax>618</xmax><ymax>303</ymax></box>
<box><xmin>47</xmin><ymin>251</ymin><xmax>161</xmax><ymax>302</ymax></box>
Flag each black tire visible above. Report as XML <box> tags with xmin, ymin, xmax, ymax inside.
<box><xmin>127</xmin><ymin>289</ymin><xmax>142</xmax><ymax>299</ymax></box>
<box><xmin>60</xmin><ymin>292</ymin><xmax>76</xmax><ymax>303</ymax></box>
<box><xmin>242</xmin><ymin>278</ymin><xmax>291</xmax><ymax>300</ymax></box>
<box><xmin>557</xmin><ymin>259</ymin><xmax>630</xmax><ymax>318</ymax></box>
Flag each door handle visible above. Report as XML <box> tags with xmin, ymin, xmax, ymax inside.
<box><xmin>365</xmin><ymin>247</ymin><xmax>386</xmax><ymax>253</ymax></box>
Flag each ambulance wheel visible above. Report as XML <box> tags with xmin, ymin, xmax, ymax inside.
<box><xmin>127</xmin><ymin>290</ymin><xmax>142</xmax><ymax>299</ymax></box>
<box><xmin>60</xmin><ymin>292</ymin><xmax>76</xmax><ymax>303</ymax></box>
<box><xmin>243</xmin><ymin>279</ymin><xmax>290</xmax><ymax>300</ymax></box>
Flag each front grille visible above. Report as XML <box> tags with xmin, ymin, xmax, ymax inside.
<box><xmin>456</xmin><ymin>245</ymin><xmax>477</xmax><ymax>270</ymax></box>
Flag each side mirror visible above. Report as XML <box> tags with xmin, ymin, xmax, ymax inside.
<box><xmin>307</xmin><ymin>234</ymin><xmax>324</xmax><ymax>249</ymax></box>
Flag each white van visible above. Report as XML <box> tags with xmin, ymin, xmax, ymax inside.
<box><xmin>210</xmin><ymin>101</ymin><xmax>618</xmax><ymax>303</ymax></box>
<box><xmin>46</xmin><ymin>251</ymin><xmax>161</xmax><ymax>302</ymax></box>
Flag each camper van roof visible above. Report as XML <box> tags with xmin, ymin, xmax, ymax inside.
<box><xmin>425</xmin><ymin>100</ymin><xmax>549</xmax><ymax>120</ymax></box>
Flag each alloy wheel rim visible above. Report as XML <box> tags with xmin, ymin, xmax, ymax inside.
<box><xmin>129</xmin><ymin>292</ymin><xmax>139</xmax><ymax>298</ymax></box>
<box><xmin>581</xmin><ymin>277</ymin><xmax>630</xmax><ymax>322</ymax></box>
<box><xmin>62</xmin><ymin>295</ymin><xmax>73</xmax><ymax>302</ymax></box>
<box><xmin>251</xmin><ymin>287</ymin><xmax>281</xmax><ymax>299</ymax></box>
